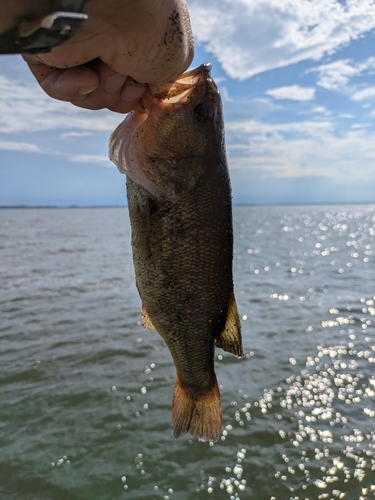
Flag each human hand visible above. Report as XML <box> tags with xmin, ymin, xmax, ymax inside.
<box><xmin>22</xmin><ymin>0</ymin><xmax>194</xmax><ymax>113</ymax></box>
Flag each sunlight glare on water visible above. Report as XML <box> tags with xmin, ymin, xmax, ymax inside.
<box><xmin>0</xmin><ymin>205</ymin><xmax>374</xmax><ymax>499</ymax></box>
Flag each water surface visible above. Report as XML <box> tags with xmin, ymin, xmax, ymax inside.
<box><xmin>1</xmin><ymin>205</ymin><xmax>375</xmax><ymax>499</ymax></box>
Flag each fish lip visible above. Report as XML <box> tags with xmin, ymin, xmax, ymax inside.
<box><xmin>175</xmin><ymin>62</ymin><xmax>212</xmax><ymax>84</ymax></box>
<box><xmin>146</xmin><ymin>63</ymin><xmax>218</xmax><ymax>105</ymax></box>
<box><xmin>177</xmin><ymin>63</ymin><xmax>219</xmax><ymax>96</ymax></box>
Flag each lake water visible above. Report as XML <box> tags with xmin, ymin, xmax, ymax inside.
<box><xmin>1</xmin><ymin>205</ymin><xmax>375</xmax><ymax>500</ymax></box>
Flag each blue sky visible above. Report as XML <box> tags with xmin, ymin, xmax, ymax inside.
<box><xmin>1</xmin><ymin>0</ymin><xmax>375</xmax><ymax>206</ymax></box>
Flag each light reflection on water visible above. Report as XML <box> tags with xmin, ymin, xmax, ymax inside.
<box><xmin>0</xmin><ymin>205</ymin><xmax>374</xmax><ymax>500</ymax></box>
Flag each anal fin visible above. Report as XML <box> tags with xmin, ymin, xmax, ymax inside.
<box><xmin>216</xmin><ymin>293</ymin><xmax>243</xmax><ymax>358</ymax></box>
<box><xmin>141</xmin><ymin>305</ymin><xmax>155</xmax><ymax>330</ymax></box>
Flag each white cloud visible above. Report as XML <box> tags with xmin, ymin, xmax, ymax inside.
<box><xmin>311</xmin><ymin>57</ymin><xmax>375</xmax><ymax>106</ymax></box>
<box><xmin>311</xmin><ymin>106</ymin><xmax>329</xmax><ymax>114</ymax></box>
<box><xmin>0</xmin><ymin>140</ymin><xmax>41</xmax><ymax>152</ymax></box>
<box><xmin>189</xmin><ymin>0</ymin><xmax>375</xmax><ymax>80</ymax></box>
<box><xmin>0</xmin><ymin>75</ymin><xmax>123</xmax><ymax>134</ymax></box>
<box><xmin>224</xmin><ymin>117</ymin><xmax>375</xmax><ymax>181</ymax></box>
<box><xmin>61</xmin><ymin>131</ymin><xmax>94</xmax><ymax>138</ymax></box>
<box><xmin>351</xmin><ymin>123</ymin><xmax>371</xmax><ymax>129</ymax></box>
<box><xmin>312</xmin><ymin>59</ymin><xmax>360</xmax><ymax>91</ymax></box>
<box><xmin>311</xmin><ymin>57</ymin><xmax>375</xmax><ymax>91</ymax></box>
<box><xmin>266</xmin><ymin>85</ymin><xmax>315</xmax><ymax>101</ymax></box>
<box><xmin>352</xmin><ymin>87</ymin><xmax>375</xmax><ymax>101</ymax></box>
<box><xmin>0</xmin><ymin>139</ymin><xmax>113</xmax><ymax>165</ymax></box>
<box><xmin>69</xmin><ymin>154</ymin><xmax>113</xmax><ymax>165</ymax></box>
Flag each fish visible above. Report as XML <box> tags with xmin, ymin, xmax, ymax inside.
<box><xmin>108</xmin><ymin>63</ymin><xmax>242</xmax><ymax>441</ymax></box>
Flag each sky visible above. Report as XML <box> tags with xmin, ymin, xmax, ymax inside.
<box><xmin>1</xmin><ymin>0</ymin><xmax>375</xmax><ymax>206</ymax></box>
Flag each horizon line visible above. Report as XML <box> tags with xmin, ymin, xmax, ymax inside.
<box><xmin>1</xmin><ymin>201</ymin><xmax>375</xmax><ymax>210</ymax></box>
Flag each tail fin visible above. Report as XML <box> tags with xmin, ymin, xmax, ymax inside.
<box><xmin>172</xmin><ymin>375</ymin><xmax>222</xmax><ymax>441</ymax></box>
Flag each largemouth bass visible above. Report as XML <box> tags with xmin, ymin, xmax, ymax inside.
<box><xmin>109</xmin><ymin>64</ymin><xmax>242</xmax><ymax>441</ymax></box>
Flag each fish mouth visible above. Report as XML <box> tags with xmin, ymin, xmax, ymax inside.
<box><xmin>148</xmin><ymin>63</ymin><xmax>218</xmax><ymax>104</ymax></box>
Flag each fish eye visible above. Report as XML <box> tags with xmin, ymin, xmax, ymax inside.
<box><xmin>194</xmin><ymin>103</ymin><xmax>212</xmax><ymax>122</ymax></box>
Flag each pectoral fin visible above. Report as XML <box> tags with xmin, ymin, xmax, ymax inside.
<box><xmin>216</xmin><ymin>294</ymin><xmax>243</xmax><ymax>358</ymax></box>
<box><xmin>141</xmin><ymin>305</ymin><xmax>155</xmax><ymax>330</ymax></box>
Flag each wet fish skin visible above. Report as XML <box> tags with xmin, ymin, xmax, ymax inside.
<box><xmin>109</xmin><ymin>64</ymin><xmax>242</xmax><ymax>441</ymax></box>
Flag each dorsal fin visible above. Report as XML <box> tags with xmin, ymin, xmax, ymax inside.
<box><xmin>216</xmin><ymin>293</ymin><xmax>243</xmax><ymax>358</ymax></box>
<box><xmin>141</xmin><ymin>305</ymin><xmax>155</xmax><ymax>330</ymax></box>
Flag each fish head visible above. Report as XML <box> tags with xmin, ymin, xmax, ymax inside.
<box><xmin>144</xmin><ymin>63</ymin><xmax>224</xmax><ymax>163</ymax></box>
<box><xmin>109</xmin><ymin>64</ymin><xmax>226</xmax><ymax>200</ymax></box>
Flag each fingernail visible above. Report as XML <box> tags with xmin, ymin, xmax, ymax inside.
<box><xmin>78</xmin><ymin>85</ymin><xmax>98</xmax><ymax>96</ymax></box>
<box><xmin>104</xmin><ymin>74</ymin><xmax>127</xmax><ymax>94</ymax></box>
<box><xmin>120</xmin><ymin>82</ymin><xmax>146</xmax><ymax>102</ymax></box>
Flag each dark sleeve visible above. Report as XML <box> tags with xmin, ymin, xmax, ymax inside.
<box><xmin>0</xmin><ymin>1</ymin><xmax>89</xmax><ymax>54</ymax></box>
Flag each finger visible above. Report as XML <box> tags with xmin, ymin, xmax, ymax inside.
<box><xmin>23</xmin><ymin>56</ymin><xmax>146</xmax><ymax>112</ymax></box>
<box><xmin>100</xmin><ymin>80</ymin><xmax>146</xmax><ymax>114</ymax></box>
<box><xmin>24</xmin><ymin>56</ymin><xmax>123</xmax><ymax>110</ymax></box>
<box><xmin>106</xmin><ymin>96</ymin><xmax>145</xmax><ymax>114</ymax></box>
<box><xmin>66</xmin><ymin>60</ymin><xmax>147</xmax><ymax>113</ymax></box>
<box><xmin>76</xmin><ymin>59</ymin><xmax>128</xmax><ymax>109</ymax></box>
<box><xmin>120</xmin><ymin>78</ymin><xmax>146</xmax><ymax>112</ymax></box>
<box><xmin>71</xmin><ymin>61</ymin><xmax>146</xmax><ymax>112</ymax></box>
<box><xmin>23</xmin><ymin>55</ymin><xmax>100</xmax><ymax>102</ymax></box>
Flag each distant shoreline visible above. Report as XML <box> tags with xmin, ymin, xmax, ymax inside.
<box><xmin>1</xmin><ymin>201</ymin><xmax>374</xmax><ymax>210</ymax></box>
<box><xmin>0</xmin><ymin>205</ymin><xmax>127</xmax><ymax>210</ymax></box>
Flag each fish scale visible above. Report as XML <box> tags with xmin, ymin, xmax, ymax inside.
<box><xmin>109</xmin><ymin>64</ymin><xmax>243</xmax><ymax>441</ymax></box>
